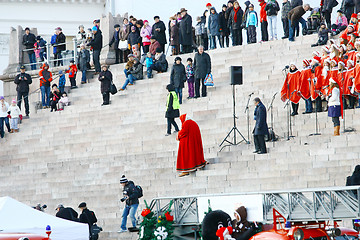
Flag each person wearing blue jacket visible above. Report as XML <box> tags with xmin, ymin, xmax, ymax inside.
<box><xmin>253</xmin><ymin>97</ymin><xmax>268</xmax><ymax>154</ymax></box>
<box><xmin>50</xmin><ymin>32</ymin><xmax>57</xmax><ymax>67</ymax></box>
<box><xmin>208</xmin><ymin>7</ymin><xmax>222</xmax><ymax>49</ymax></box>
<box><xmin>246</xmin><ymin>4</ymin><xmax>258</xmax><ymax>43</ymax></box>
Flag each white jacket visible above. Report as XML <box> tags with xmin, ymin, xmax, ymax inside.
<box><xmin>328</xmin><ymin>87</ymin><xmax>340</xmax><ymax>106</ymax></box>
<box><xmin>8</xmin><ymin>105</ymin><xmax>21</xmax><ymax>118</ymax></box>
<box><xmin>0</xmin><ymin>101</ymin><xmax>9</xmax><ymax>118</ymax></box>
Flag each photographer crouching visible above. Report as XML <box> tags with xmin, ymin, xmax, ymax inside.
<box><xmin>118</xmin><ymin>175</ymin><xmax>140</xmax><ymax>233</ymax></box>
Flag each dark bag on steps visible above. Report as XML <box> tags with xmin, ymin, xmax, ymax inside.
<box><xmin>110</xmin><ymin>81</ymin><xmax>117</xmax><ymax>95</ymax></box>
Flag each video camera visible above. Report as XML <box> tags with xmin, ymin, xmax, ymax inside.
<box><xmin>120</xmin><ymin>191</ymin><xmax>128</xmax><ymax>202</ymax></box>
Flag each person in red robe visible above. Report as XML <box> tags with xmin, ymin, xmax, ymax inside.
<box><xmin>324</xmin><ymin>59</ymin><xmax>339</xmax><ymax>96</ymax></box>
<box><xmin>353</xmin><ymin>54</ymin><xmax>360</xmax><ymax>93</ymax></box>
<box><xmin>299</xmin><ymin>59</ymin><xmax>312</xmax><ymax>113</ymax></box>
<box><xmin>281</xmin><ymin>63</ymin><xmax>301</xmax><ymax>116</ymax></box>
<box><xmin>346</xmin><ymin>42</ymin><xmax>357</xmax><ymax>63</ymax></box>
<box><xmin>310</xmin><ymin>57</ymin><xmax>323</xmax><ymax>112</ymax></box>
<box><xmin>343</xmin><ymin>60</ymin><xmax>358</xmax><ymax>109</ymax></box>
<box><xmin>176</xmin><ymin>114</ymin><xmax>208</xmax><ymax>177</ymax></box>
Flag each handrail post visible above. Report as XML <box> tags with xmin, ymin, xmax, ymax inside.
<box><xmin>46</xmin><ymin>43</ymin><xmax>50</xmax><ymax>65</ymax></box>
<box><xmin>73</xmin><ymin>38</ymin><xmax>77</xmax><ymax>64</ymax></box>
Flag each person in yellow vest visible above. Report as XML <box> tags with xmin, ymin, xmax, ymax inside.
<box><xmin>165</xmin><ymin>84</ymin><xmax>180</xmax><ymax>136</ymax></box>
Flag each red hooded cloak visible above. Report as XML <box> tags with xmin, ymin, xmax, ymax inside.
<box><xmin>176</xmin><ymin>114</ymin><xmax>206</xmax><ymax>172</ymax></box>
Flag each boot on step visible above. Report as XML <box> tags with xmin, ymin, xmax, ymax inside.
<box><xmin>334</xmin><ymin>126</ymin><xmax>340</xmax><ymax>136</ymax></box>
<box><xmin>10</xmin><ymin>129</ymin><xmax>14</xmax><ymax>133</ymax></box>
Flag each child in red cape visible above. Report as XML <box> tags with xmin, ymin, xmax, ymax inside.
<box><xmin>176</xmin><ymin>114</ymin><xmax>208</xmax><ymax>177</ymax></box>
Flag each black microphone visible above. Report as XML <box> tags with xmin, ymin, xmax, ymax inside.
<box><xmin>249</xmin><ymin>92</ymin><xmax>254</xmax><ymax>96</ymax></box>
<box><xmin>282</xmin><ymin>65</ymin><xmax>289</xmax><ymax>71</ymax></box>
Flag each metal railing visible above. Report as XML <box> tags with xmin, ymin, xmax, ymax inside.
<box><xmin>22</xmin><ymin>39</ymin><xmax>78</xmax><ymax>69</ymax></box>
<box><xmin>148</xmin><ymin>186</ymin><xmax>360</xmax><ymax>227</ymax></box>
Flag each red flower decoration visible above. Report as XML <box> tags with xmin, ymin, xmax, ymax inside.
<box><xmin>165</xmin><ymin>211</ymin><xmax>174</xmax><ymax>222</ymax></box>
<box><xmin>141</xmin><ymin>208</ymin><xmax>151</xmax><ymax>217</ymax></box>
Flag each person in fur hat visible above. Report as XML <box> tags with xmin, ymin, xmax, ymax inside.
<box><xmin>232</xmin><ymin>206</ymin><xmax>252</xmax><ymax>239</ymax></box>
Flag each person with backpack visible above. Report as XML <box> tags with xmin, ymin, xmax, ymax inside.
<box><xmin>265</xmin><ymin>0</ymin><xmax>280</xmax><ymax>40</ymax></box>
<box><xmin>78</xmin><ymin>202</ymin><xmax>99</xmax><ymax>240</ymax></box>
<box><xmin>118</xmin><ymin>175</ymin><xmax>140</xmax><ymax>233</ymax></box>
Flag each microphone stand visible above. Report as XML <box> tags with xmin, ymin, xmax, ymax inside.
<box><xmin>309</xmin><ymin>91</ymin><xmax>321</xmax><ymax>136</ymax></box>
<box><xmin>268</xmin><ymin>92</ymin><xmax>277</xmax><ymax>130</ymax></box>
<box><xmin>342</xmin><ymin>92</ymin><xmax>356</xmax><ymax>133</ymax></box>
<box><xmin>284</xmin><ymin>90</ymin><xmax>297</xmax><ymax>141</ymax></box>
<box><xmin>244</xmin><ymin>92</ymin><xmax>254</xmax><ymax>144</ymax></box>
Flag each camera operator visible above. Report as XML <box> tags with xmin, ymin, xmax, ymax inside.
<box><xmin>14</xmin><ymin>66</ymin><xmax>32</xmax><ymax>117</ymax></box>
<box><xmin>33</xmin><ymin>203</ymin><xmax>47</xmax><ymax>212</ymax></box>
<box><xmin>55</xmin><ymin>204</ymin><xmax>78</xmax><ymax>222</ymax></box>
<box><xmin>118</xmin><ymin>175</ymin><xmax>139</xmax><ymax>233</ymax></box>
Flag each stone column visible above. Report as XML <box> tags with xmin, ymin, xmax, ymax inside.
<box><xmin>3</xmin><ymin>26</ymin><xmax>38</xmax><ymax>75</ymax></box>
<box><xmin>100</xmin><ymin>12</ymin><xmax>127</xmax><ymax>65</ymax></box>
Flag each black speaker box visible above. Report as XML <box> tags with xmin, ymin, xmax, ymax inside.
<box><xmin>230</xmin><ymin>66</ymin><xmax>243</xmax><ymax>85</ymax></box>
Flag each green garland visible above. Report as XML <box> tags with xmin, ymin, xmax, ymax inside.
<box><xmin>138</xmin><ymin>200</ymin><xmax>157</xmax><ymax>240</ymax></box>
<box><xmin>154</xmin><ymin>200</ymin><xmax>174</xmax><ymax>240</ymax></box>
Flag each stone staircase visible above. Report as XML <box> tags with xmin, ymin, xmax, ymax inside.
<box><xmin>1</xmin><ymin>34</ymin><xmax>359</xmax><ymax>240</ymax></box>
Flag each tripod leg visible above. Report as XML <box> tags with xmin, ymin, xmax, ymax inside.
<box><xmin>219</xmin><ymin>127</ymin><xmax>236</xmax><ymax>147</ymax></box>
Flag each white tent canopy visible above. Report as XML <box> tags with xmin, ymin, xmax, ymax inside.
<box><xmin>0</xmin><ymin>196</ymin><xmax>89</xmax><ymax>240</ymax></box>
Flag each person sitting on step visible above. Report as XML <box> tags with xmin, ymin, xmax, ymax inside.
<box><xmin>148</xmin><ymin>48</ymin><xmax>168</xmax><ymax>76</ymax></box>
<box><xmin>49</xmin><ymin>84</ymin><xmax>61</xmax><ymax>112</ymax></box>
<box><xmin>120</xmin><ymin>58</ymin><xmax>143</xmax><ymax>91</ymax></box>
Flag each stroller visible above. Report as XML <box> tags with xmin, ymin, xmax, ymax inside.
<box><xmin>307</xmin><ymin>7</ymin><xmax>322</xmax><ymax>34</ymax></box>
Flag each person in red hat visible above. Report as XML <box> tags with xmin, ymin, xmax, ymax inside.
<box><xmin>299</xmin><ymin>59</ymin><xmax>313</xmax><ymax>113</ymax></box>
<box><xmin>281</xmin><ymin>63</ymin><xmax>301</xmax><ymax>115</ymax></box>
<box><xmin>346</xmin><ymin>41</ymin><xmax>356</xmax><ymax>62</ymax></box>
<box><xmin>353</xmin><ymin>54</ymin><xmax>360</xmax><ymax>94</ymax></box>
<box><xmin>140</xmin><ymin>20</ymin><xmax>152</xmax><ymax>54</ymax></box>
<box><xmin>342</xmin><ymin>60</ymin><xmax>358</xmax><ymax>109</ymax></box>
<box><xmin>324</xmin><ymin>60</ymin><xmax>340</xmax><ymax>95</ymax></box>
<box><xmin>204</xmin><ymin>3</ymin><xmax>213</xmax><ymax>50</ymax></box>
<box><xmin>176</xmin><ymin>114</ymin><xmax>208</xmax><ymax>177</ymax></box>
<box><xmin>258</xmin><ymin>0</ymin><xmax>269</xmax><ymax>42</ymax></box>
<box><xmin>340</xmin><ymin>23</ymin><xmax>356</xmax><ymax>44</ymax></box>
<box><xmin>310</xmin><ymin>57</ymin><xmax>324</xmax><ymax>112</ymax></box>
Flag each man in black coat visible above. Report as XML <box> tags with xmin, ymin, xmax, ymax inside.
<box><xmin>55</xmin><ymin>204</ymin><xmax>78</xmax><ymax>221</ymax></box>
<box><xmin>179</xmin><ymin>8</ymin><xmax>193</xmax><ymax>54</ymax></box>
<box><xmin>152</xmin><ymin>16</ymin><xmax>167</xmax><ymax>53</ymax></box>
<box><xmin>253</xmin><ymin>97</ymin><xmax>269</xmax><ymax>154</ymax></box>
<box><xmin>340</xmin><ymin>0</ymin><xmax>355</xmax><ymax>21</ymax></box>
<box><xmin>170</xmin><ymin>57</ymin><xmax>186</xmax><ymax>104</ymax></box>
<box><xmin>55</xmin><ymin>27</ymin><xmax>66</xmax><ymax>66</ymax></box>
<box><xmin>219</xmin><ymin>4</ymin><xmax>230</xmax><ymax>47</ymax></box>
<box><xmin>98</xmin><ymin>65</ymin><xmax>112</xmax><ymax>106</ymax></box>
<box><xmin>193</xmin><ymin>46</ymin><xmax>211</xmax><ymax>98</ymax></box>
<box><xmin>78</xmin><ymin>202</ymin><xmax>99</xmax><ymax>240</ymax></box>
<box><xmin>322</xmin><ymin>0</ymin><xmax>338</xmax><ymax>29</ymax></box>
<box><xmin>22</xmin><ymin>27</ymin><xmax>36</xmax><ymax>70</ymax></box>
<box><xmin>89</xmin><ymin>26</ymin><xmax>103</xmax><ymax>74</ymax></box>
<box><xmin>14</xmin><ymin>66</ymin><xmax>32</xmax><ymax>117</ymax></box>
<box><xmin>109</xmin><ymin>24</ymin><xmax>121</xmax><ymax>64</ymax></box>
